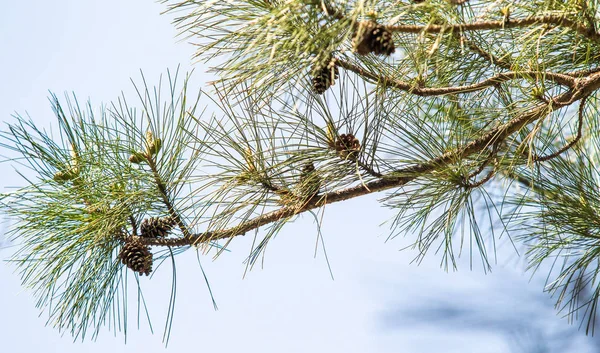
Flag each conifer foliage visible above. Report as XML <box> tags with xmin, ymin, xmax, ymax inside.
<box><xmin>3</xmin><ymin>0</ymin><xmax>600</xmax><ymax>343</ymax></box>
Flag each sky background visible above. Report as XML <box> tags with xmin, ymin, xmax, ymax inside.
<box><xmin>1</xmin><ymin>1</ymin><xmax>599</xmax><ymax>352</ymax></box>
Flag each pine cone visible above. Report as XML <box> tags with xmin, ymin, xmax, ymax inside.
<box><xmin>334</xmin><ymin>133</ymin><xmax>361</xmax><ymax>159</ymax></box>
<box><xmin>299</xmin><ymin>162</ymin><xmax>321</xmax><ymax>199</ymax></box>
<box><xmin>371</xmin><ymin>25</ymin><xmax>395</xmax><ymax>56</ymax></box>
<box><xmin>352</xmin><ymin>21</ymin><xmax>395</xmax><ymax>56</ymax></box>
<box><xmin>119</xmin><ymin>237</ymin><xmax>153</xmax><ymax>276</ymax></box>
<box><xmin>129</xmin><ymin>152</ymin><xmax>146</xmax><ymax>164</ymax></box>
<box><xmin>311</xmin><ymin>59</ymin><xmax>339</xmax><ymax>94</ymax></box>
<box><xmin>140</xmin><ymin>216</ymin><xmax>176</xmax><ymax>238</ymax></box>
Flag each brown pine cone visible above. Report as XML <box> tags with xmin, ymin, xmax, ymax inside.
<box><xmin>352</xmin><ymin>21</ymin><xmax>395</xmax><ymax>56</ymax></box>
<box><xmin>334</xmin><ymin>133</ymin><xmax>361</xmax><ymax>159</ymax></box>
<box><xmin>119</xmin><ymin>237</ymin><xmax>153</xmax><ymax>276</ymax></box>
<box><xmin>311</xmin><ymin>59</ymin><xmax>339</xmax><ymax>94</ymax></box>
<box><xmin>140</xmin><ymin>216</ymin><xmax>176</xmax><ymax>238</ymax></box>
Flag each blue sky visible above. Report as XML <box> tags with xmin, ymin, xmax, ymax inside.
<box><xmin>1</xmin><ymin>1</ymin><xmax>598</xmax><ymax>352</ymax></box>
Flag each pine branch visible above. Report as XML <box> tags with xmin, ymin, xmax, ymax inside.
<box><xmin>144</xmin><ymin>70</ymin><xmax>600</xmax><ymax>248</ymax></box>
<box><xmin>7</xmin><ymin>0</ymin><xmax>600</xmax><ymax>341</ymax></box>
<box><xmin>315</xmin><ymin>2</ymin><xmax>597</xmax><ymax>43</ymax></box>
<box><xmin>387</xmin><ymin>15</ymin><xmax>600</xmax><ymax>42</ymax></box>
<box><xmin>357</xmin><ymin>159</ymin><xmax>383</xmax><ymax>178</ymax></box>
<box><xmin>336</xmin><ymin>59</ymin><xmax>576</xmax><ymax>96</ymax></box>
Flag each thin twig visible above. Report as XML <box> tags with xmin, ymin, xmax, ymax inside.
<box><xmin>566</xmin><ymin>67</ymin><xmax>600</xmax><ymax>78</ymax></box>
<box><xmin>146</xmin><ymin>155</ymin><xmax>192</xmax><ymax>238</ymax></box>
<box><xmin>456</xmin><ymin>32</ymin><xmax>512</xmax><ymax>71</ymax></box>
<box><xmin>387</xmin><ymin>16</ymin><xmax>600</xmax><ymax>43</ymax></box>
<box><xmin>320</xmin><ymin>0</ymin><xmax>344</xmax><ymax>20</ymax></box>
<box><xmin>260</xmin><ymin>179</ymin><xmax>282</xmax><ymax>193</ymax></box>
<box><xmin>580</xmin><ymin>1</ymin><xmax>597</xmax><ymax>36</ymax></box>
<box><xmin>318</xmin><ymin>3</ymin><xmax>597</xmax><ymax>44</ymax></box>
<box><xmin>468</xmin><ymin>143</ymin><xmax>499</xmax><ymax>179</ymax></box>
<box><xmin>336</xmin><ymin>59</ymin><xmax>576</xmax><ymax>96</ymax></box>
<box><xmin>531</xmin><ymin>95</ymin><xmax>588</xmax><ymax>162</ymax></box>
<box><xmin>465</xmin><ymin>164</ymin><xmax>496</xmax><ymax>188</ymax></box>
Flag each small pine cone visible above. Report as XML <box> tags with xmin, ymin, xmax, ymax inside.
<box><xmin>119</xmin><ymin>238</ymin><xmax>153</xmax><ymax>276</ymax></box>
<box><xmin>334</xmin><ymin>133</ymin><xmax>361</xmax><ymax>159</ymax></box>
<box><xmin>352</xmin><ymin>21</ymin><xmax>377</xmax><ymax>55</ymax></box>
<box><xmin>352</xmin><ymin>21</ymin><xmax>395</xmax><ymax>56</ymax></box>
<box><xmin>299</xmin><ymin>162</ymin><xmax>321</xmax><ymax>199</ymax></box>
<box><xmin>140</xmin><ymin>216</ymin><xmax>176</xmax><ymax>238</ymax></box>
<box><xmin>311</xmin><ymin>59</ymin><xmax>339</xmax><ymax>94</ymax></box>
<box><xmin>53</xmin><ymin>170</ymin><xmax>76</xmax><ymax>182</ymax></box>
<box><xmin>371</xmin><ymin>25</ymin><xmax>395</xmax><ymax>56</ymax></box>
<box><xmin>129</xmin><ymin>152</ymin><xmax>146</xmax><ymax>164</ymax></box>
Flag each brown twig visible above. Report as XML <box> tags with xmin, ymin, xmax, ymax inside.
<box><xmin>580</xmin><ymin>1</ymin><xmax>597</xmax><ymax>36</ymax></box>
<box><xmin>455</xmin><ymin>32</ymin><xmax>513</xmax><ymax>71</ymax></box>
<box><xmin>387</xmin><ymin>16</ymin><xmax>600</xmax><ymax>43</ymax></box>
<box><xmin>317</xmin><ymin>3</ymin><xmax>597</xmax><ymax>44</ymax></box>
<box><xmin>566</xmin><ymin>67</ymin><xmax>600</xmax><ymax>78</ymax></box>
<box><xmin>530</xmin><ymin>95</ymin><xmax>588</xmax><ymax>162</ymax></box>
<box><xmin>336</xmin><ymin>59</ymin><xmax>576</xmax><ymax>95</ymax></box>
<box><xmin>318</xmin><ymin>1</ymin><xmax>344</xmax><ymax>20</ymax></box>
<box><xmin>129</xmin><ymin>215</ymin><xmax>139</xmax><ymax>237</ymax></box>
<box><xmin>464</xmin><ymin>142</ymin><xmax>500</xmax><ymax>188</ymax></box>
<box><xmin>468</xmin><ymin>143</ymin><xmax>499</xmax><ymax>179</ymax></box>
<box><xmin>466</xmin><ymin>167</ymin><xmax>496</xmax><ymax>188</ymax></box>
<box><xmin>259</xmin><ymin>179</ymin><xmax>283</xmax><ymax>193</ymax></box>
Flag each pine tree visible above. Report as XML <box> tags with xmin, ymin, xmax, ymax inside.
<box><xmin>2</xmin><ymin>0</ymin><xmax>600</xmax><ymax>342</ymax></box>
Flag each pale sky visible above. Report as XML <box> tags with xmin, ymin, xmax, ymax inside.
<box><xmin>0</xmin><ymin>1</ymin><xmax>598</xmax><ymax>352</ymax></box>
